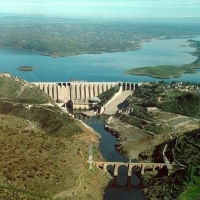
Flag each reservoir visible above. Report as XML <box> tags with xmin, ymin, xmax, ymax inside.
<box><xmin>0</xmin><ymin>37</ymin><xmax>200</xmax><ymax>83</ymax></box>
<box><xmin>0</xmin><ymin>37</ymin><xmax>200</xmax><ymax>199</ymax></box>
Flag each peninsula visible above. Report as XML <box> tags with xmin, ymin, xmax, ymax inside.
<box><xmin>125</xmin><ymin>65</ymin><xmax>197</xmax><ymax>79</ymax></box>
<box><xmin>125</xmin><ymin>40</ymin><xmax>200</xmax><ymax>79</ymax></box>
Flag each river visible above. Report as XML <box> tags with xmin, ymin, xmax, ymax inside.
<box><xmin>75</xmin><ymin>113</ymin><xmax>146</xmax><ymax>200</ymax></box>
<box><xmin>1</xmin><ymin>37</ymin><xmax>200</xmax><ymax>199</ymax></box>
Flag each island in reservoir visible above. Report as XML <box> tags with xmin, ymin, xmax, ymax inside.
<box><xmin>16</xmin><ymin>66</ymin><xmax>34</xmax><ymax>71</ymax></box>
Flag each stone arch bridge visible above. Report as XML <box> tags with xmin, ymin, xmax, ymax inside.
<box><xmin>93</xmin><ymin>161</ymin><xmax>168</xmax><ymax>177</ymax></box>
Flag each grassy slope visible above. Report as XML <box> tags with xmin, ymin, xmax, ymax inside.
<box><xmin>160</xmin><ymin>92</ymin><xmax>200</xmax><ymax>118</ymax></box>
<box><xmin>0</xmin><ymin>73</ymin><xmax>109</xmax><ymax>199</ymax></box>
<box><xmin>0</xmin><ymin>74</ymin><xmax>54</xmax><ymax>104</ymax></box>
<box><xmin>125</xmin><ymin>65</ymin><xmax>196</xmax><ymax>79</ymax></box>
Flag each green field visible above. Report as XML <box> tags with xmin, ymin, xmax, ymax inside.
<box><xmin>179</xmin><ymin>167</ymin><xmax>200</xmax><ymax>200</ymax></box>
<box><xmin>179</xmin><ymin>186</ymin><xmax>200</xmax><ymax>200</ymax></box>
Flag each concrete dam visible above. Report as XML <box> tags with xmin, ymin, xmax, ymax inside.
<box><xmin>33</xmin><ymin>82</ymin><xmax>139</xmax><ymax>109</ymax></box>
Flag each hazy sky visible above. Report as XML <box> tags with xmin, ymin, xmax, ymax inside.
<box><xmin>0</xmin><ymin>0</ymin><xmax>200</xmax><ymax>19</ymax></box>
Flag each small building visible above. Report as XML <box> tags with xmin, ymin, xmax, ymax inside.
<box><xmin>146</xmin><ymin>107</ymin><xmax>159</xmax><ymax>111</ymax></box>
<box><xmin>91</xmin><ymin>97</ymin><xmax>101</xmax><ymax>103</ymax></box>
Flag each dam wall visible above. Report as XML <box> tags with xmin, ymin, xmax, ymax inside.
<box><xmin>70</xmin><ymin>82</ymin><xmax>118</xmax><ymax>100</ymax></box>
<box><xmin>34</xmin><ymin>82</ymin><xmax>71</xmax><ymax>103</ymax></box>
<box><xmin>33</xmin><ymin>81</ymin><xmax>140</xmax><ymax>108</ymax></box>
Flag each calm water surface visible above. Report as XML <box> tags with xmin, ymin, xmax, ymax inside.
<box><xmin>75</xmin><ymin>114</ymin><xmax>146</xmax><ymax>200</ymax></box>
<box><xmin>0</xmin><ymin>37</ymin><xmax>200</xmax><ymax>83</ymax></box>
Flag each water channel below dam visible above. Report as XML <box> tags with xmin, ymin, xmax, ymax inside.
<box><xmin>74</xmin><ymin>112</ymin><xmax>147</xmax><ymax>200</ymax></box>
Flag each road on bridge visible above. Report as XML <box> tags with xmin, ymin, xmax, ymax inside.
<box><xmin>104</xmin><ymin>90</ymin><xmax>132</xmax><ymax>115</ymax></box>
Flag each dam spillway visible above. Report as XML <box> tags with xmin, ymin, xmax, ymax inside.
<box><xmin>33</xmin><ymin>81</ymin><xmax>139</xmax><ymax>109</ymax></box>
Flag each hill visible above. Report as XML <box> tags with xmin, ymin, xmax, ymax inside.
<box><xmin>1</xmin><ymin>20</ymin><xmax>200</xmax><ymax>57</ymax></box>
<box><xmin>0</xmin><ymin>73</ymin><xmax>109</xmax><ymax>199</ymax></box>
<box><xmin>105</xmin><ymin>81</ymin><xmax>200</xmax><ymax>199</ymax></box>
<box><xmin>142</xmin><ymin>128</ymin><xmax>200</xmax><ymax>200</ymax></box>
<box><xmin>109</xmin><ymin>81</ymin><xmax>200</xmax><ymax>200</ymax></box>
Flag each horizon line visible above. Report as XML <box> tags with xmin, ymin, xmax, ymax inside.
<box><xmin>0</xmin><ymin>12</ymin><xmax>200</xmax><ymax>20</ymax></box>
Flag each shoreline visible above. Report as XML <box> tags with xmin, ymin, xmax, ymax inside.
<box><xmin>16</xmin><ymin>66</ymin><xmax>34</xmax><ymax>71</ymax></box>
<box><xmin>1</xmin><ymin>35</ymin><xmax>199</xmax><ymax>59</ymax></box>
<box><xmin>0</xmin><ymin>45</ymin><xmax>142</xmax><ymax>58</ymax></box>
<box><xmin>125</xmin><ymin>39</ymin><xmax>200</xmax><ymax>79</ymax></box>
<box><xmin>125</xmin><ymin>65</ymin><xmax>199</xmax><ymax>79</ymax></box>
<box><xmin>104</xmin><ymin>116</ymin><xmax>153</xmax><ymax>159</ymax></box>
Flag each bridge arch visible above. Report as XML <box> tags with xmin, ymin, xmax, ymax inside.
<box><xmin>106</xmin><ymin>164</ymin><xmax>115</xmax><ymax>178</ymax></box>
<box><xmin>117</xmin><ymin>165</ymin><xmax>128</xmax><ymax>186</ymax></box>
<box><xmin>92</xmin><ymin>161</ymin><xmax>173</xmax><ymax>188</ymax></box>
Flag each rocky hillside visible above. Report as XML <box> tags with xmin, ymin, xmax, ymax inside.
<box><xmin>105</xmin><ymin>81</ymin><xmax>200</xmax><ymax>199</ymax></box>
<box><xmin>0</xmin><ymin>73</ymin><xmax>109</xmax><ymax>199</ymax></box>
<box><xmin>142</xmin><ymin>128</ymin><xmax>200</xmax><ymax>200</ymax></box>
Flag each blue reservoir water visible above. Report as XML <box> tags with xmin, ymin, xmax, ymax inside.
<box><xmin>0</xmin><ymin>37</ymin><xmax>200</xmax><ymax>83</ymax></box>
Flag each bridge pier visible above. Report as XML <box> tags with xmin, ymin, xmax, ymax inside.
<box><xmin>141</xmin><ymin>164</ymin><xmax>145</xmax><ymax>175</ymax></box>
<box><xmin>140</xmin><ymin>179</ymin><xmax>144</xmax><ymax>188</ymax></box>
<box><xmin>114</xmin><ymin>164</ymin><xmax>119</xmax><ymax>176</ymax></box>
<box><xmin>126</xmin><ymin>176</ymin><xmax>132</xmax><ymax>188</ymax></box>
<box><xmin>113</xmin><ymin>176</ymin><xmax>118</xmax><ymax>188</ymax></box>
<box><xmin>103</xmin><ymin>163</ymin><xmax>107</xmax><ymax>172</ymax></box>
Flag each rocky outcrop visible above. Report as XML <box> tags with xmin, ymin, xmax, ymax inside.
<box><xmin>104</xmin><ymin>116</ymin><xmax>153</xmax><ymax>159</ymax></box>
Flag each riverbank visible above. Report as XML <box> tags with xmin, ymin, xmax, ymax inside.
<box><xmin>105</xmin><ymin>116</ymin><xmax>153</xmax><ymax>159</ymax></box>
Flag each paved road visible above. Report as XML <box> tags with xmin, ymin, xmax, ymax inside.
<box><xmin>104</xmin><ymin>90</ymin><xmax>132</xmax><ymax>115</ymax></box>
